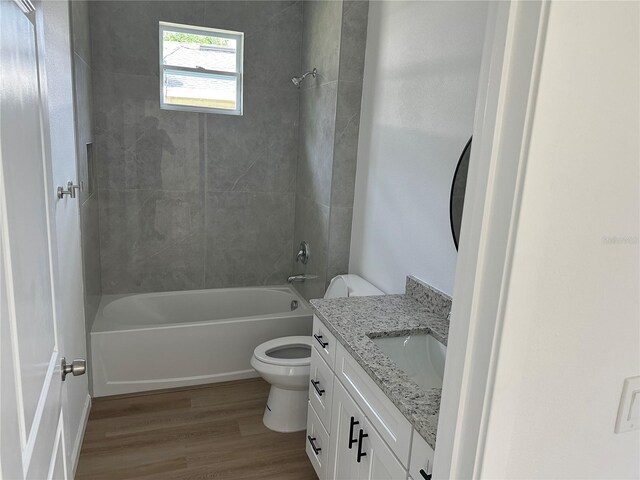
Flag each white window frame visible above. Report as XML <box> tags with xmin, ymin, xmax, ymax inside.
<box><xmin>159</xmin><ymin>21</ymin><xmax>244</xmax><ymax>116</ymax></box>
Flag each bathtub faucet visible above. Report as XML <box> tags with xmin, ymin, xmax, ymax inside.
<box><xmin>287</xmin><ymin>274</ymin><xmax>318</xmax><ymax>283</ymax></box>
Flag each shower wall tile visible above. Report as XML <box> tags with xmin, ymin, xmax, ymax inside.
<box><xmin>292</xmin><ymin>0</ymin><xmax>368</xmax><ymax>300</ymax></box>
<box><xmin>331</xmin><ymin>79</ymin><xmax>364</xmax><ymax>208</ymax></box>
<box><xmin>71</xmin><ymin>0</ymin><xmax>92</xmax><ymax>67</ymax></box>
<box><xmin>297</xmin><ymin>82</ymin><xmax>338</xmax><ymax>207</ymax></box>
<box><xmin>324</xmin><ymin>1</ymin><xmax>369</xmax><ymax>281</ymax></box>
<box><xmin>72</xmin><ymin>0</ymin><xmax>101</xmax><ymax>393</ymax></box>
<box><xmin>99</xmin><ymin>189</ymin><xmax>205</xmax><ymax>293</ymax></box>
<box><xmin>89</xmin><ymin>1</ymin><xmax>207</xmax><ymax>77</ymax></box>
<box><xmin>301</xmin><ymin>0</ymin><xmax>343</xmax><ymax>87</ymax></box>
<box><xmin>101</xmin><ymin>232</ymin><xmax>205</xmax><ymax>294</ymax></box>
<box><xmin>327</xmin><ymin>205</ymin><xmax>353</xmax><ymax>281</ymax></box>
<box><xmin>93</xmin><ymin>72</ymin><xmax>205</xmax><ymax>192</ymax></box>
<box><xmin>238</xmin><ymin>2</ymin><xmax>303</xmax><ymax>92</ymax></box>
<box><xmin>80</xmin><ymin>195</ymin><xmax>102</xmax><ymax>322</ymax></box>
<box><xmin>292</xmin><ymin>193</ymin><xmax>330</xmax><ymax>300</ymax></box>
<box><xmin>202</xmin><ymin>1</ymin><xmax>298</xmax><ymax>36</ymax></box>
<box><xmin>74</xmin><ymin>54</ymin><xmax>95</xmax><ymax>204</ymax></box>
<box><xmin>206</xmin><ymin>87</ymin><xmax>298</xmax><ymax>194</ymax></box>
<box><xmin>337</xmin><ymin>1</ymin><xmax>369</xmax><ymax>84</ymax></box>
<box><xmin>205</xmin><ymin>192</ymin><xmax>294</xmax><ymax>288</ymax></box>
<box><xmin>91</xmin><ymin>1</ymin><xmax>302</xmax><ymax>293</ymax></box>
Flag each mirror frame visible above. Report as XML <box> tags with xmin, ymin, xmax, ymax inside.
<box><xmin>449</xmin><ymin>136</ymin><xmax>473</xmax><ymax>250</ymax></box>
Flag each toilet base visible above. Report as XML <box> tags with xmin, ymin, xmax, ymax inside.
<box><xmin>262</xmin><ymin>386</ymin><xmax>308</xmax><ymax>432</ymax></box>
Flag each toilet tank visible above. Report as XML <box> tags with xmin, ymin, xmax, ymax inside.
<box><xmin>324</xmin><ymin>274</ymin><xmax>384</xmax><ymax>299</ymax></box>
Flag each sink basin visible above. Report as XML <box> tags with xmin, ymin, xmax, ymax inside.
<box><xmin>371</xmin><ymin>333</ymin><xmax>447</xmax><ymax>390</ymax></box>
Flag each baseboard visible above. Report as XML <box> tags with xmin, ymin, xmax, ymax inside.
<box><xmin>71</xmin><ymin>393</ymin><xmax>91</xmax><ymax>476</ymax></box>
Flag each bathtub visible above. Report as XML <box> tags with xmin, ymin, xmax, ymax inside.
<box><xmin>90</xmin><ymin>286</ymin><xmax>312</xmax><ymax>397</ymax></box>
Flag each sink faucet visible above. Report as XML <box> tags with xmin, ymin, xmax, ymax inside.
<box><xmin>287</xmin><ymin>274</ymin><xmax>318</xmax><ymax>283</ymax></box>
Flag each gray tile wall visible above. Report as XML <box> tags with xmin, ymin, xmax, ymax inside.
<box><xmin>89</xmin><ymin>1</ymin><xmax>302</xmax><ymax>293</ymax></box>
<box><xmin>327</xmin><ymin>0</ymin><xmax>369</xmax><ymax>282</ymax></box>
<box><xmin>70</xmin><ymin>0</ymin><xmax>101</xmax><ymax>332</ymax></box>
<box><xmin>292</xmin><ymin>0</ymin><xmax>368</xmax><ymax>300</ymax></box>
<box><xmin>291</xmin><ymin>0</ymin><xmax>342</xmax><ymax>300</ymax></box>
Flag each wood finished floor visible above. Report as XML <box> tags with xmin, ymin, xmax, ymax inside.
<box><xmin>76</xmin><ymin>378</ymin><xmax>317</xmax><ymax>480</ymax></box>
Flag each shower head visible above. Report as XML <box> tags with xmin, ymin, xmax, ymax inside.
<box><xmin>291</xmin><ymin>68</ymin><xmax>317</xmax><ymax>88</ymax></box>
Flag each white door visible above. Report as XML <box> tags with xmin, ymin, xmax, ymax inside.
<box><xmin>329</xmin><ymin>382</ymin><xmax>365</xmax><ymax>480</ymax></box>
<box><xmin>36</xmin><ymin>0</ymin><xmax>91</xmax><ymax>471</ymax></box>
<box><xmin>0</xmin><ymin>1</ymin><xmax>88</xmax><ymax>478</ymax></box>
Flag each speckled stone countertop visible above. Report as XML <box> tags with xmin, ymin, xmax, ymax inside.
<box><xmin>309</xmin><ymin>293</ymin><xmax>449</xmax><ymax>450</ymax></box>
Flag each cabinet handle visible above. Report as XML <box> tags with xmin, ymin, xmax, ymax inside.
<box><xmin>419</xmin><ymin>468</ymin><xmax>432</xmax><ymax>480</ymax></box>
<box><xmin>307</xmin><ymin>435</ymin><xmax>321</xmax><ymax>455</ymax></box>
<box><xmin>314</xmin><ymin>334</ymin><xmax>328</xmax><ymax>348</ymax></box>
<box><xmin>348</xmin><ymin>416</ymin><xmax>359</xmax><ymax>449</ymax></box>
<box><xmin>311</xmin><ymin>379</ymin><xmax>325</xmax><ymax>396</ymax></box>
<box><xmin>356</xmin><ymin>429</ymin><xmax>368</xmax><ymax>463</ymax></box>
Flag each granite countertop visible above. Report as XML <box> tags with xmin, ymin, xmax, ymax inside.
<box><xmin>309</xmin><ymin>288</ymin><xmax>449</xmax><ymax>450</ymax></box>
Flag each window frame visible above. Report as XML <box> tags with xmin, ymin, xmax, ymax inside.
<box><xmin>159</xmin><ymin>21</ymin><xmax>244</xmax><ymax>116</ymax></box>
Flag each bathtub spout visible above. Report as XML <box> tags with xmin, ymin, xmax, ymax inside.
<box><xmin>287</xmin><ymin>274</ymin><xmax>318</xmax><ymax>283</ymax></box>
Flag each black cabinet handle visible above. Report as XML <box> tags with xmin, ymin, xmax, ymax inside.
<box><xmin>348</xmin><ymin>416</ymin><xmax>359</xmax><ymax>449</ymax></box>
<box><xmin>307</xmin><ymin>435</ymin><xmax>321</xmax><ymax>455</ymax></box>
<box><xmin>356</xmin><ymin>429</ymin><xmax>368</xmax><ymax>463</ymax></box>
<box><xmin>314</xmin><ymin>334</ymin><xmax>328</xmax><ymax>348</ymax></box>
<box><xmin>311</xmin><ymin>379</ymin><xmax>325</xmax><ymax>396</ymax></box>
<box><xmin>419</xmin><ymin>468</ymin><xmax>432</xmax><ymax>480</ymax></box>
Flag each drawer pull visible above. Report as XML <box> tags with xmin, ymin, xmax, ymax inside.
<box><xmin>311</xmin><ymin>379</ymin><xmax>325</xmax><ymax>396</ymax></box>
<box><xmin>307</xmin><ymin>435</ymin><xmax>321</xmax><ymax>455</ymax></box>
<box><xmin>419</xmin><ymin>468</ymin><xmax>432</xmax><ymax>480</ymax></box>
<box><xmin>314</xmin><ymin>334</ymin><xmax>328</xmax><ymax>348</ymax></box>
<box><xmin>356</xmin><ymin>429</ymin><xmax>368</xmax><ymax>463</ymax></box>
<box><xmin>348</xmin><ymin>416</ymin><xmax>359</xmax><ymax>449</ymax></box>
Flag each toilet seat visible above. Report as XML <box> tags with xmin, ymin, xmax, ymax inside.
<box><xmin>253</xmin><ymin>336</ymin><xmax>312</xmax><ymax>367</ymax></box>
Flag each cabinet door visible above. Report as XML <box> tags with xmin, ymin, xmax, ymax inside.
<box><xmin>357</xmin><ymin>417</ymin><xmax>407</xmax><ymax>480</ymax></box>
<box><xmin>307</xmin><ymin>402</ymin><xmax>331</xmax><ymax>480</ymax></box>
<box><xmin>408</xmin><ymin>431</ymin><xmax>435</xmax><ymax>480</ymax></box>
<box><xmin>329</xmin><ymin>381</ymin><xmax>365</xmax><ymax>480</ymax></box>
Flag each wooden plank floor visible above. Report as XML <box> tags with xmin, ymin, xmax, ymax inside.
<box><xmin>76</xmin><ymin>378</ymin><xmax>317</xmax><ymax>480</ymax></box>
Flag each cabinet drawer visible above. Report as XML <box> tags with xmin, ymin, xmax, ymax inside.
<box><xmin>408</xmin><ymin>431</ymin><xmax>434</xmax><ymax>480</ymax></box>
<box><xmin>334</xmin><ymin>342</ymin><xmax>413</xmax><ymax>467</ymax></box>
<box><xmin>310</xmin><ymin>345</ymin><xmax>335</xmax><ymax>433</ymax></box>
<box><xmin>312</xmin><ymin>315</ymin><xmax>337</xmax><ymax>369</ymax></box>
<box><xmin>307</xmin><ymin>402</ymin><xmax>330</xmax><ymax>480</ymax></box>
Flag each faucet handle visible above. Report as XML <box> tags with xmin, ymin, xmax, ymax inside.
<box><xmin>296</xmin><ymin>241</ymin><xmax>310</xmax><ymax>264</ymax></box>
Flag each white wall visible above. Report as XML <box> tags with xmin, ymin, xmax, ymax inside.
<box><xmin>480</xmin><ymin>2</ymin><xmax>640</xmax><ymax>477</ymax></box>
<box><xmin>349</xmin><ymin>1</ymin><xmax>488</xmax><ymax>294</ymax></box>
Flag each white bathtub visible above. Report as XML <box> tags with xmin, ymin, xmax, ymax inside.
<box><xmin>90</xmin><ymin>286</ymin><xmax>312</xmax><ymax>397</ymax></box>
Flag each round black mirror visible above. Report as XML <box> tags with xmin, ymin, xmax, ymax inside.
<box><xmin>449</xmin><ymin>137</ymin><xmax>472</xmax><ymax>250</ymax></box>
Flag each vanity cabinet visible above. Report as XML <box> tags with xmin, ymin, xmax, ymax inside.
<box><xmin>306</xmin><ymin>315</ymin><xmax>435</xmax><ymax>480</ymax></box>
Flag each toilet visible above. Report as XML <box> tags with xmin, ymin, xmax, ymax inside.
<box><xmin>251</xmin><ymin>274</ymin><xmax>383</xmax><ymax>432</ymax></box>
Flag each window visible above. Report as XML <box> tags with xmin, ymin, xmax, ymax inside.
<box><xmin>159</xmin><ymin>22</ymin><xmax>243</xmax><ymax>115</ymax></box>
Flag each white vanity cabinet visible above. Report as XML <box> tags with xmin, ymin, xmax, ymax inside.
<box><xmin>306</xmin><ymin>315</ymin><xmax>435</xmax><ymax>480</ymax></box>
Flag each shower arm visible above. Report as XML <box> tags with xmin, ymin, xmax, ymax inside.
<box><xmin>292</xmin><ymin>68</ymin><xmax>318</xmax><ymax>87</ymax></box>
<box><xmin>299</xmin><ymin>68</ymin><xmax>317</xmax><ymax>81</ymax></box>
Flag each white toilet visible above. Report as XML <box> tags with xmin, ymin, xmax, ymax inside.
<box><xmin>251</xmin><ymin>274</ymin><xmax>383</xmax><ymax>432</ymax></box>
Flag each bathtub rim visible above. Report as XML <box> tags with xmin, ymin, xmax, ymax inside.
<box><xmin>91</xmin><ymin>284</ymin><xmax>312</xmax><ymax>334</ymax></box>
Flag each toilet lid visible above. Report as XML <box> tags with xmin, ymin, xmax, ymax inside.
<box><xmin>253</xmin><ymin>336</ymin><xmax>312</xmax><ymax>366</ymax></box>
